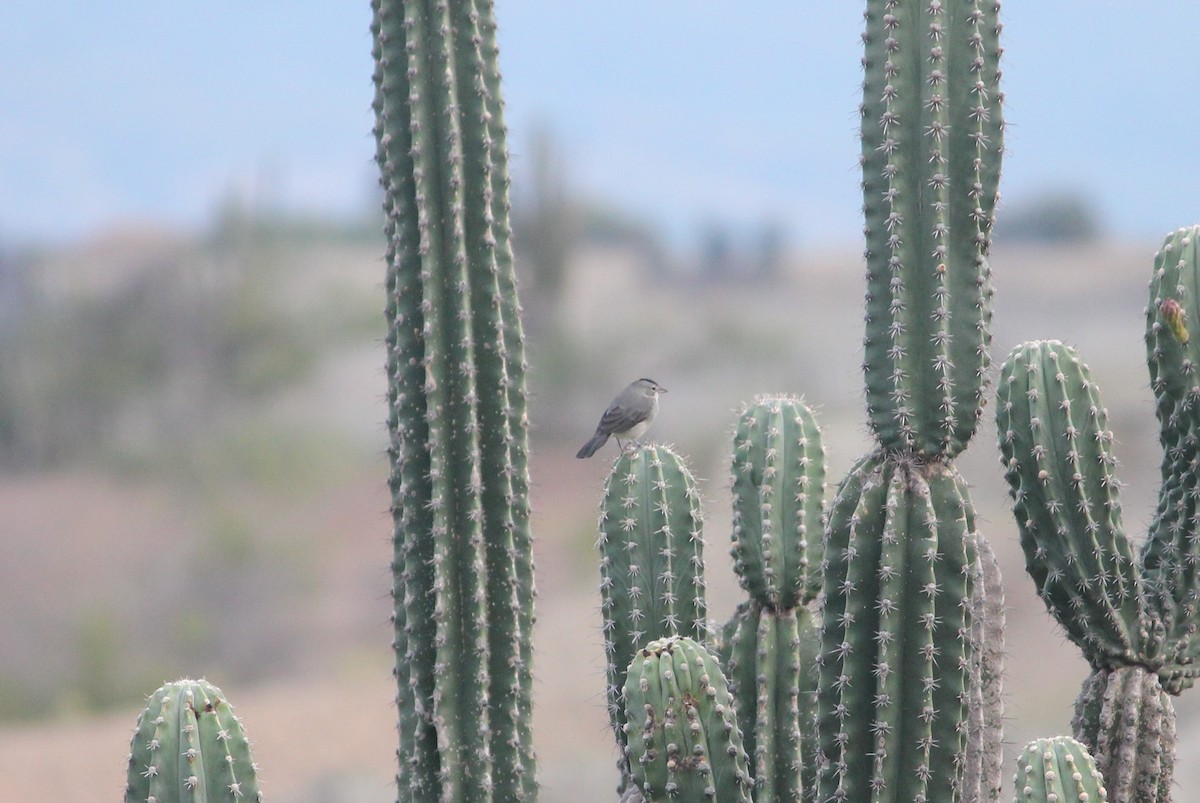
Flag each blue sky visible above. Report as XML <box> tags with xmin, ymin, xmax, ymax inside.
<box><xmin>3</xmin><ymin>2</ymin><xmax>1198</xmax><ymax>247</ymax></box>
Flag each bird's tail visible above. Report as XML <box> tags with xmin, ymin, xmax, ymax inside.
<box><xmin>576</xmin><ymin>431</ymin><xmax>609</xmax><ymax>459</ymax></box>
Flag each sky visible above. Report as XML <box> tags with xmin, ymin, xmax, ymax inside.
<box><xmin>3</xmin><ymin>2</ymin><xmax>1199</xmax><ymax>248</ymax></box>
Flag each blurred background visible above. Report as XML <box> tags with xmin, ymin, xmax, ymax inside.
<box><xmin>2</xmin><ymin>2</ymin><xmax>1200</xmax><ymax>801</ymax></box>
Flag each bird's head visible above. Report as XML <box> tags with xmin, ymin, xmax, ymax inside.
<box><xmin>635</xmin><ymin>378</ymin><xmax>667</xmax><ymax>396</ymax></box>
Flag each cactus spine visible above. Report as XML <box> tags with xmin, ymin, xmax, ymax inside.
<box><xmin>124</xmin><ymin>679</ymin><xmax>262</xmax><ymax>803</ymax></box>
<box><xmin>1012</xmin><ymin>737</ymin><xmax>1108</xmax><ymax>803</ymax></box>
<box><xmin>722</xmin><ymin>396</ymin><xmax>825</xmax><ymax>801</ymax></box>
<box><xmin>371</xmin><ymin>0</ymin><xmax>537</xmax><ymax>798</ymax></box>
<box><xmin>598</xmin><ymin>445</ymin><xmax>708</xmax><ymax>782</ymax></box>
<box><xmin>623</xmin><ymin>636</ymin><xmax>753</xmax><ymax>803</ymax></box>
<box><xmin>996</xmin><ymin>232</ymin><xmax>1200</xmax><ymax>800</ymax></box>
<box><xmin>814</xmin><ymin>1</ymin><xmax>1006</xmax><ymax>799</ymax></box>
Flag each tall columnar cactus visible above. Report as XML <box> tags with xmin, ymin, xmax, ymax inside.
<box><xmin>815</xmin><ymin>1</ymin><xmax>1006</xmax><ymax>800</ymax></box>
<box><xmin>623</xmin><ymin>636</ymin><xmax>753</xmax><ymax>803</ymax></box>
<box><xmin>1012</xmin><ymin>737</ymin><xmax>1108</xmax><ymax>803</ymax></box>
<box><xmin>124</xmin><ymin>679</ymin><xmax>262</xmax><ymax>803</ymax></box>
<box><xmin>598</xmin><ymin>445</ymin><xmax>708</xmax><ymax>772</ymax></box>
<box><xmin>371</xmin><ymin>0</ymin><xmax>537</xmax><ymax>799</ymax></box>
<box><xmin>721</xmin><ymin>396</ymin><xmax>825</xmax><ymax>801</ymax></box>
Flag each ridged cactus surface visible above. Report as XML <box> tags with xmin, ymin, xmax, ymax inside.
<box><xmin>730</xmin><ymin>395</ymin><xmax>825</xmax><ymax>610</ymax></box>
<box><xmin>722</xmin><ymin>602</ymin><xmax>819</xmax><ymax>802</ymax></box>
<box><xmin>124</xmin><ymin>679</ymin><xmax>262</xmax><ymax>803</ymax></box>
<box><xmin>860</xmin><ymin>0</ymin><xmax>1004</xmax><ymax>459</ymax></box>
<box><xmin>1012</xmin><ymin>736</ymin><xmax>1107</xmax><ymax>803</ymax></box>
<box><xmin>623</xmin><ymin>636</ymin><xmax>753</xmax><ymax>803</ymax></box>
<box><xmin>372</xmin><ymin>0</ymin><xmax>537</xmax><ymax>798</ymax></box>
<box><xmin>995</xmin><ymin>225</ymin><xmax>1200</xmax><ymax>803</ymax></box>
<box><xmin>722</xmin><ymin>396</ymin><xmax>825</xmax><ymax>801</ymax></box>
<box><xmin>598</xmin><ymin>445</ymin><xmax>708</xmax><ymax>748</ymax></box>
<box><xmin>996</xmin><ymin>340</ymin><xmax>1148</xmax><ymax>667</ymax></box>
<box><xmin>815</xmin><ymin>454</ymin><xmax>979</xmax><ymax>802</ymax></box>
<box><xmin>1144</xmin><ymin>224</ymin><xmax>1200</xmax><ymax>684</ymax></box>
<box><xmin>1073</xmin><ymin>666</ymin><xmax>1176</xmax><ymax>803</ymax></box>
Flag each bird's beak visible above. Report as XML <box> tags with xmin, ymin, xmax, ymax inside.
<box><xmin>659</xmin><ymin>387</ymin><xmax>668</xmax><ymax>393</ymax></box>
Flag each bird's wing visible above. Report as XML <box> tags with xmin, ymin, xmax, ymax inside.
<box><xmin>597</xmin><ymin>402</ymin><xmax>649</xmax><ymax>435</ymax></box>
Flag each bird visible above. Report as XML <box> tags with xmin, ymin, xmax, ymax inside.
<box><xmin>576</xmin><ymin>378</ymin><xmax>667</xmax><ymax>459</ymax></box>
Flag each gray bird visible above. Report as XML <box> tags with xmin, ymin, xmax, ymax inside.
<box><xmin>576</xmin><ymin>378</ymin><xmax>667</xmax><ymax>458</ymax></box>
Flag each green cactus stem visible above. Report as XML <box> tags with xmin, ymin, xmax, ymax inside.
<box><xmin>598</xmin><ymin>445</ymin><xmax>708</xmax><ymax>752</ymax></box>
<box><xmin>1144</xmin><ymin>224</ymin><xmax>1200</xmax><ymax>683</ymax></box>
<box><xmin>996</xmin><ymin>340</ymin><xmax>1149</xmax><ymax>668</ymax></box>
<box><xmin>860</xmin><ymin>0</ymin><xmax>1005</xmax><ymax>459</ymax></box>
<box><xmin>814</xmin><ymin>453</ymin><xmax>979</xmax><ymax>802</ymax></box>
<box><xmin>1012</xmin><ymin>736</ymin><xmax>1108</xmax><ymax>803</ymax></box>
<box><xmin>124</xmin><ymin>679</ymin><xmax>262</xmax><ymax>803</ymax></box>
<box><xmin>1072</xmin><ymin>666</ymin><xmax>1175</xmax><ymax>803</ymax></box>
<box><xmin>722</xmin><ymin>395</ymin><xmax>825</xmax><ymax>801</ymax></box>
<box><xmin>997</xmin><ymin>320</ymin><xmax>1200</xmax><ymax>800</ymax></box>
<box><xmin>963</xmin><ymin>532</ymin><xmax>1007</xmax><ymax>803</ymax></box>
<box><xmin>623</xmin><ymin>636</ymin><xmax>753</xmax><ymax>803</ymax></box>
<box><xmin>372</xmin><ymin>0</ymin><xmax>537</xmax><ymax>798</ymax></box>
<box><xmin>730</xmin><ymin>395</ymin><xmax>826</xmax><ymax>611</ymax></box>
<box><xmin>722</xmin><ymin>601</ymin><xmax>819</xmax><ymax>802</ymax></box>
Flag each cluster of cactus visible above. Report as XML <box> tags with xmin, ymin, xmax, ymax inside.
<box><xmin>813</xmin><ymin>1</ymin><xmax>1007</xmax><ymax>801</ymax></box>
<box><xmin>995</xmin><ymin>225</ymin><xmax>1200</xmax><ymax>801</ymax></box>
<box><xmin>115</xmin><ymin>1</ymin><xmax>1200</xmax><ymax>802</ymax></box>
<box><xmin>124</xmin><ymin>679</ymin><xmax>262</xmax><ymax>803</ymax></box>
<box><xmin>597</xmin><ymin>396</ymin><xmax>830</xmax><ymax>801</ymax></box>
<box><xmin>370</xmin><ymin>0</ymin><xmax>538</xmax><ymax>798</ymax></box>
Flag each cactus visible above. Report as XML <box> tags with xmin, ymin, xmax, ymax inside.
<box><xmin>729</xmin><ymin>396</ymin><xmax>826</xmax><ymax>610</ymax></box>
<box><xmin>371</xmin><ymin>0</ymin><xmax>537</xmax><ymax>798</ymax></box>
<box><xmin>1072</xmin><ymin>666</ymin><xmax>1175</xmax><ymax>802</ymax></box>
<box><xmin>598</xmin><ymin>445</ymin><xmax>708</xmax><ymax>781</ymax></box>
<box><xmin>124</xmin><ymin>679</ymin><xmax>262</xmax><ymax>803</ymax></box>
<box><xmin>721</xmin><ymin>396</ymin><xmax>825</xmax><ymax>801</ymax></box>
<box><xmin>1012</xmin><ymin>736</ymin><xmax>1108</xmax><ymax>803</ymax></box>
<box><xmin>859</xmin><ymin>0</ymin><xmax>1004</xmax><ymax>460</ymax></box>
<box><xmin>623</xmin><ymin>636</ymin><xmax>753</xmax><ymax>803</ymax></box>
<box><xmin>814</xmin><ymin>1</ymin><xmax>1006</xmax><ymax>800</ymax></box>
<box><xmin>722</xmin><ymin>601</ymin><xmax>820</xmax><ymax>802</ymax></box>
<box><xmin>816</xmin><ymin>454</ymin><xmax>981</xmax><ymax>801</ymax></box>
<box><xmin>996</xmin><ymin>233</ymin><xmax>1200</xmax><ymax>802</ymax></box>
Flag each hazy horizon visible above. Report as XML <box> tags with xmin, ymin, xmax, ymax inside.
<box><xmin>3</xmin><ymin>3</ymin><xmax>1198</xmax><ymax>248</ymax></box>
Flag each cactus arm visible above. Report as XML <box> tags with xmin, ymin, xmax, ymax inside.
<box><xmin>860</xmin><ymin>0</ymin><xmax>1004</xmax><ymax>459</ymax></box>
<box><xmin>1013</xmin><ymin>736</ymin><xmax>1108</xmax><ymax>803</ymax></box>
<box><xmin>372</xmin><ymin>0</ymin><xmax>442</xmax><ymax>792</ymax></box>
<box><xmin>623</xmin><ymin>637</ymin><xmax>752</xmax><ymax>803</ymax></box>
<box><xmin>731</xmin><ymin>396</ymin><xmax>826</xmax><ymax>610</ymax></box>
<box><xmin>598</xmin><ymin>446</ymin><xmax>708</xmax><ymax>750</ymax></box>
<box><xmin>477</xmin><ymin>2</ymin><xmax>538</xmax><ymax>780</ymax></box>
<box><xmin>996</xmin><ymin>340</ymin><xmax>1147</xmax><ymax>666</ymax></box>
<box><xmin>1144</xmin><ymin>225</ymin><xmax>1200</xmax><ymax>686</ymax></box>
<box><xmin>447</xmin><ymin>2</ymin><xmax>534</xmax><ymax>794</ymax></box>
<box><xmin>124</xmin><ymin>680</ymin><xmax>262</xmax><ymax>803</ymax></box>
